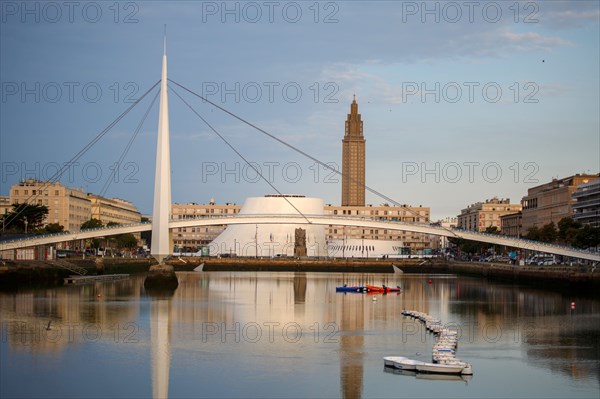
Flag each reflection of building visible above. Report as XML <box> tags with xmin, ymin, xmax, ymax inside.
<box><xmin>342</xmin><ymin>96</ymin><xmax>366</xmax><ymax>207</ymax></box>
<box><xmin>501</xmin><ymin>212</ymin><xmax>523</xmax><ymax>237</ymax></box>
<box><xmin>339</xmin><ymin>295</ymin><xmax>364</xmax><ymax>399</ymax></box>
<box><xmin>521</xmin><ymin>174</ymin><xmax>598</xmax><ymax>233</ymax></box>
<box><xmin>457</xmin><ymin>197</ymin><xmax>522</xmax><ymax>232</ymax></box>
<box><xmin>572</xmin><ymin>179</ymin><xmax>600</xmax><ymax>228</ymax></box>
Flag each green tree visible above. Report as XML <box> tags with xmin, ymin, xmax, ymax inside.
<box><xmin>525</xmin><ymin>226</ymin><xmax>541</xmax><ymax>241</ymax></box>
<box><xmin>572</xmin><ymin>225</ymin><xmax>600</xmax><ymax>249</ymax></box>
<box><xmin>557</xmin><ymin>217</ymin><xmax>582</xmax><ymax>244</ymax></box>
<box><xmin>81</xmin><ymin>218</ymin><xmax>103</xmax><ymax>230</ymax></box>
<box><xmin>39</xmin><ymin>223</ymin><xmax>64</xmax><ymax>234</ymax></box>
<box><xmin>115</xmin><ymin>233</ymin><xmax>138</xmax><ymax>249</ymax></box>
<box><xmin>539</xmin><ymin>222</ymin><xmax>558</xmax><ymax>243</ymax></box>
<box><xmin>3</xmin><ymin>204</ymin><xmax>48</xmax><ymax>233</ymax></box>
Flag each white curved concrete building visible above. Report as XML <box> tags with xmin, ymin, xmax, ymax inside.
<box><xmin>327</xmin><ymin>238</ymin><xmax>405</xmax><ymax>258</ymax></box>
<box><xmin>208</xmin><ymin>195</ymin><xmax>327</xmax><ymax>257</ymax></box>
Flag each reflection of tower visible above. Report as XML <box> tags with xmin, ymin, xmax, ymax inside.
<box><xmin>339</xmin><ymin>296</ymin><xmax>364</xmax><ymax>399</ymax></box>
<box><xmin>341</xmin><ymin>96</ymin><xmax>366</xmax><ymax>206</ymax></box>
<box><xmin>151</xmin><ymin>298</ymin><xmax>172</xmax><ymax>399</ymax></box>
<box><xmin>293</xmin><ymin>272</ymin><xmax>307</xmax><ymax>304</ymax></box>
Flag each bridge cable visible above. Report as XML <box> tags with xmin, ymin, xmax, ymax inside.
<box><xmin>168</xmin><ymin>79</ymin><xmax>462</xmax><ymax>238</ymax></box>
<box><xmin>1</xmin><ymin>80</ymin><xmax>161</xmax><ymax>232</ymax></box>
<box><xmin>169</xmin><ymin>84</ymin><xmax>312</xmax><ymax>224</ymax></box>
<box><xmin>168</xmin><ymin>79</ymin><xmax>423</xmax><ymax>215</ymax></box>
<box><xmin>98</xmin><ymin>88</ymin><xmax>160</xmax><ymax>199</ymax></box>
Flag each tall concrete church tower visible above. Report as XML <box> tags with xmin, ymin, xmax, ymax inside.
<box><xmin>341</xmin><ymin>96</ymin><xmax>366</xmax><ymax>206</ymax></box>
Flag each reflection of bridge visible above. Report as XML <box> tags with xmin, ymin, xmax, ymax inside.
<box><xmin>2</xmin><ymin>215</ymin><xmax>599</xmax><ymax>261</ymax></box>
<box><xmin>3</xmin><ymin>37</ymin><xmax>598</xmax><ymax>264</ymax></box>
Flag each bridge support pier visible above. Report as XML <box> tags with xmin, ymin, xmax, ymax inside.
<box><xmin>144</xmin><ymin>263</ymin><xmax>178</xmax><ymax>292</ymax></box>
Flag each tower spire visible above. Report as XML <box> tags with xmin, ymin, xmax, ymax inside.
<box><xmin>342</xmin><ymin>96</ymin><xmax>365</xmax><ymax>206</ymax></box>
<box><xmin>163</xmin><ymin>24</ymin><xmax>166</xmax><ymax>56</ymax></box>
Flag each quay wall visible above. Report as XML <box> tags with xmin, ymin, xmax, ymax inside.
<box><xmin>1</xmin><ymin>258</ymin><xmax>598</xmax><ymax>292</ymax></box>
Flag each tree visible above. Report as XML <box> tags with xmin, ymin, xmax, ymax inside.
<box><xmin>39</xmin><ymin>223</ymin><xmax>64</xmax><ymax>234</ymax></box>
<box><xmin>81</xmin><ymin>218</ymin><xmax>103</xmax><ymax>230</ymax></box>
<box><xmin>525</xmin><ymin>226</ymin><xmax>541</xmax><ymax>241</ymax></box>
<box><xmin>557</xmin><ymin>217</ymin><xmax>582</xmax><ymax>244</ymax></box>
<box><xmin>115</xmin><ymin>233</ymin><xmax>138</xmax><ymax>249</ymax></box>
<box><xmin>572</xmin><ymin>225</ymin><xmax>600</xmax><ymax>249</ymax></box>
<box><xmin>2</xmin><ymin>204</ymin><xmax>48</xmax><ymax>233</ymax></box>
<box><xmin>106</xmin><ymin>221</ymin><xmax>121</xmax><ymax>227</ymax></box>
<box><xmin>539</xmin><ymin>222</ymin><xmax>558</xmax><ymax>243</ymax></box>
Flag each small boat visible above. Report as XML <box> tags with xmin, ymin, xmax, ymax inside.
<box><xmin>383</xmin><ymin>356</ymin><xmax>407</xmax><ymax>367</ymax></box>
<box><xmin>336</xmin><ymin>286</ymin><xmax>367</xmax><ymax>293</ymax></box>
<box><xmin>415</xmin><ymin>362</ymin><xmax>465</xmax><ymax>375</ymax></box>
<box><xmin>393</xmin><ymin>358</ymin><xmax>427</xmax><ymax>371</ymax></box>
<box><xmin>366</xmin><ymin>285</ymin><xmax>401</xmax><ymax>293</ymax></box>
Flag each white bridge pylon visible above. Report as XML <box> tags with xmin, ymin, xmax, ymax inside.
<box><xmin>2</xmin><ymin>215</ymin><xmax>599</xmax><ymax>262</ymax></box>
<box><xmin>150</xmin><ymin>32</ymin><xmax>172</xmax><ymax>264</ymax></box>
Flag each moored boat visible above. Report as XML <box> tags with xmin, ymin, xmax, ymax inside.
<box><xmin>336</xmin><ymin>286</ymin><xmax>367</xmax><ymax>293</ymax></box>
<box><xmin>393</xmin><ymin>358</ymin><xmax>427</xmax><ymax>371</ymax></box>
<box><xmin>366</xmin><ymin>285</ymin><xmax>401</xmax><ymax>293</ymax></box>
<box><xmin>416</xmin><ymin>362</ymin><xmax>465</xmax><ymax>374</ymax></box>
<box><xmin>383</xmin><ymin>356</ymin><xmax>407</xmax><ymax>367</ymax></box>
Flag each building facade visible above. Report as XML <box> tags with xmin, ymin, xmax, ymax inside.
<box><xmin>521</xmin><ymin>174</ymin><xmax>598</xmax><ymax>233</ymax></box>
<box><xmin>0</xmin><ymin>196</ymin><xmax>10</xmax><ymax>219</ymax></box>
<box><xmin>324</xmin><ymin>204</ymin><xmax>431</xmax><ymax>252</ymax></box>
<box><xmin>457</xmin><ymin>197</ymin><xmax>522</xmax><ymax>232</ymax></box>
<box><xmin>572</xmin><ymin>179</ymin><xmax>600</xmax><ymax>228</ymax></box>
<box><xmin>9</xmin><ymin>179</ymin><xmax>91</xmax><ymax>232</ymax></box>
<box><xmin>7</xmin><ymin>179</ymin><xmax>143</xmax><ymax>232</ymax></box>
<box><xmin>171</xmin><ymin>200</ymin><xmax>241</xmax><ymax>251</ymax></box>
<box><xmin>88</xmin><ymin>194</ymin><xmax>141</xmax><ymax>225</ymax></box>
<box><xmin>500</xmin><ymin>212</ymin><xmax>523</xmax><ymax>238</ymax></box>
<box><xmin>429</xmin><ymin>217</ymin><xmax>457</xmax><ymax>251</ymax></box>
<box><xmin>341</xmin><ymin>96</ymin><xmax>366</xmax><ymax>206</ymax></box>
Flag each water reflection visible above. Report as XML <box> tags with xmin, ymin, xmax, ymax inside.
<box><xmin>150</xmin><ymin>297</ymin><xmax>172</xmax><ymax>399</ymax></box>
<box><xmin>0</xmin><ymin>272</ymin><xmax>598</xmax><ymax>399</ymax></box>
<box><xmin>339</xmin><ymin>294</ymin><xmax>364</xmax><ymax>399</ymax></box>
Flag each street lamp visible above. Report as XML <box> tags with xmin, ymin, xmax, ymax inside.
<box><xmin>24</xmin><ymin>217</ymin><xmax>28</xmax><ymax>235</ymax></box>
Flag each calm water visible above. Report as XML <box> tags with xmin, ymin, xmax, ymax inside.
<box><xmin>1</xmin><ymin>272</ymin><xmax>598</xmax><ymax>399</ymax></box>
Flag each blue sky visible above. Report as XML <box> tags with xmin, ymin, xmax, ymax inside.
<box><xmin>1</xmin><ymin>1</ymin><xmax>599</xmax><ymax>220</ymax></box>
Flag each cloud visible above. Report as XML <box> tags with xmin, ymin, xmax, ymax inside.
<box><xmin>497</xmin><ymin>30</ymin><xmax>573</xmax><ymax>52</ymax></box>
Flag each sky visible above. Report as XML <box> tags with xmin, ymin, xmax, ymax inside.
<box><xmin>1</xmin><ymin>0</ymin><xmax>599</xmax><ymax>220</ymax></box>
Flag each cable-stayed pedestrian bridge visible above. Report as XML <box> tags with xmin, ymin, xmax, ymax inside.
<box><xmin>1</xmin><ymin>215</ymin><xmax>598</xmax><ymax>262</ymax></box>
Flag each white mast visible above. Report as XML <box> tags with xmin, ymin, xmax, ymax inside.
<box><xmin>151</xmin><ymin>27</ymin><xmax>172</xmax><ymax>263</ymax></box>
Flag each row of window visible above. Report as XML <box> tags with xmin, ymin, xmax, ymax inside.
<box><xmin>13</xmin><ymin>189</ymin><xmax>61</xmax><ymax>196</ymax></box>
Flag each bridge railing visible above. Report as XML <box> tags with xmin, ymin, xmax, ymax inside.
<box><xmin>0</xmin><ymin>221</ymin><xmax>152</xmax><ymax>245</ymax></box>
<box><xmin>1</xmin><ymin>215</ymin><xmax>597</xmax><ymax>257</ymax></box>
